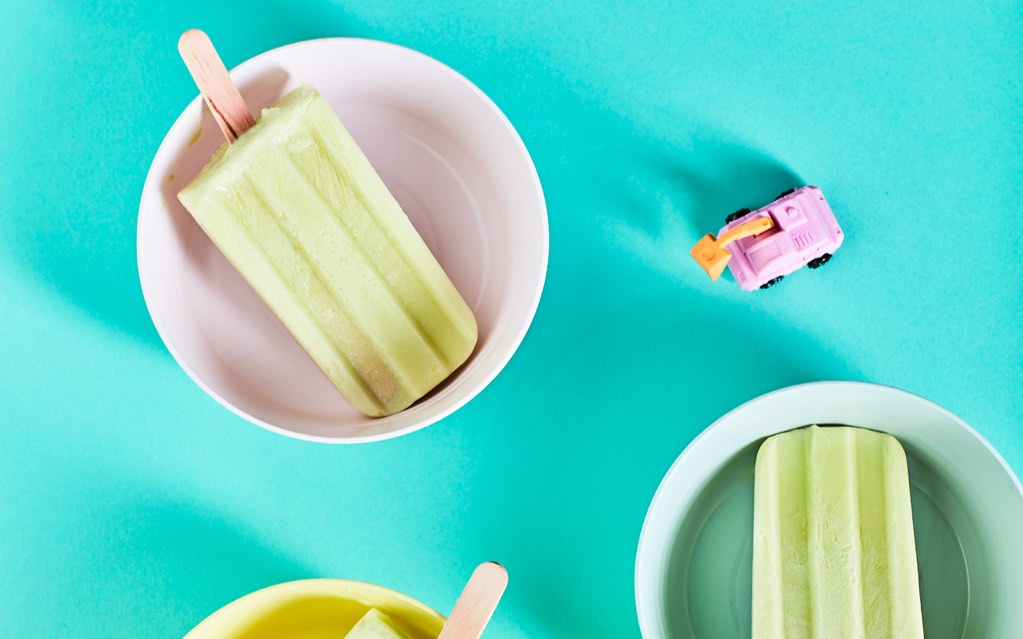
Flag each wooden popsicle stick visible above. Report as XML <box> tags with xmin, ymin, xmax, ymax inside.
<box><xmin>178</xmin><ymin>29</ymin><xmax>257</xmax><ymax>142</ymax></box>
<box><xmin>437</xmin><ymin>562</ymin><xmax>508</xmax><ymax>639</ymax></box>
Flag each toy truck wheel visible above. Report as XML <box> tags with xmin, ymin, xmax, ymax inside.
<box><xmin>725</xmin><ymin>208</ymin><xmax>751</xmax><ymax>224</ymax></box>
<box><xmin>776</xmin><ymin>188</ymin><xmax>796</xmax><ymax>199</ymax></box>
<box><xmin>760</xmin><ymin>276</ymin><xmax>784</xmax><ymax>289</ymax></box>
<box><xmin>807</xmin><ymin>253</ymin><xmax>832</xmax><ymax>269</ymax></box>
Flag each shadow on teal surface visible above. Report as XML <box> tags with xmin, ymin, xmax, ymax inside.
<box><xmin>590</xmin><ymin>137</ymin><xmax>803</xmax><ymax>288</ymax></box>
<box><xmin>456</xmin><ymin>273</ymin><xmax>861</xmax><ymax>637</ymax></box>
<box><xmin>0</xmin><ymin>1</ymin><xmax>366</xmax><ymax>353</ymax></box>
<box><xmin>6</xmin><ymin>199</ymin><xmax>164</xmax><ymax>349</ymax></box>
<box><xmin>609</xmin><ymin>139</ymin><xmax>803</xmax><ymax>238</ymax></box>
<box><xmin>76</xmin><ymin>496</ymin><xmax>315</xmax><ymax>638</ymax></box>
<box><xmin>434</xmin><ymin>36</ymin><xmax>846</xmax><ymax>637</ymax></box>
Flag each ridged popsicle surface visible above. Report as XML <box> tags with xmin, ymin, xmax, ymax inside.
<box><xmin>752</xmin><ymin>425</ymin><xmax>924</xmax><ymax>639</ymax></box>
<box><xmin>178</xmin><ymin>85</ymin><xmax>478</xmax><ymax>417</ymax></box>
<box><xmin>345</xmin><ymin>608</ymin><xmax>412</xmax><ymax>639</ymax></box>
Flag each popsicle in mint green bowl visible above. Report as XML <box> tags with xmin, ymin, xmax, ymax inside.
<box><xmin>137</xmin><ymin>33</ymin><xmax>547</xmax><ymax>442</ymax></box>
<box><xmin>635</xmin><ymin>381</ymin><xmax>1023</xmax><ymax>638</ymax></box>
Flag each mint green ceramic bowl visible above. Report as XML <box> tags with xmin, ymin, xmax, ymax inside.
<box><xmin>635</xmin><ymin>382</ymin><xmax>1023</xmax><ymax>638</ymax></box>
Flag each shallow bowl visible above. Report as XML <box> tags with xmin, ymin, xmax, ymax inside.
<box><xmin>635</xmin><ymin>382</ymin><xmax>1023</xmax><ymax>638</ymax></box>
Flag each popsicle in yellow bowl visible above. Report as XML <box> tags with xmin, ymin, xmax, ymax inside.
<box><xmin>177</xmin><ymin>31</ymin><xmax>477</xmax><ymax>417</ymax></box>
<box><xmin>752</xmin><ymin>425</ymin><xmax>925</xmax><ymax>639</ymax></box>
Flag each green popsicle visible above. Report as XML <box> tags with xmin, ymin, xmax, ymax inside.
<box><xmin>752</xmin><ymin>425</ymin><xmax>925</xmax><ymax>639</ymax></box>
<box><xmin>344</xmin><ymin>608</ymin><xmax>413</xmax><ymax>639</ymax></box>
<box><xmin>178</xmin><ymin>84</ymin><xmax>478</xmax><ymax>417</ymax></box>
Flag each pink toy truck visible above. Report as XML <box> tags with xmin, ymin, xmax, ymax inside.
<box><xmin>690</xmin><ymin>186</ymin><xmax>843</xmax><ymax>290</ymax></box>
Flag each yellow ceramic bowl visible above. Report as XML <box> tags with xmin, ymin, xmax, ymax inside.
<box><xmin>184</xmin><ymin>579</ymin><xmax>446</xmax><ymax>639</ymax></box>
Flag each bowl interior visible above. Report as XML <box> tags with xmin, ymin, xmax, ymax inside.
<box><xmin>184</xmin><ymin>579</ymin><xmax>445</xmax><ymax>639</ymax></box>
<box><xmin>138</xmin><ymin>39</ymin><xmax>547</xmax><ymax>442</ymax></box>
<box><xmin>636</xmin><ymin>383</ymin><xmax>1023</xmax><ymax>639</ymax></box>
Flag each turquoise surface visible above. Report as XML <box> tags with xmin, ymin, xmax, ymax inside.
<box><xmin>1</xmin><ymin>1</ymin><xmax>1020</xmax><ymax>637</ymax></box>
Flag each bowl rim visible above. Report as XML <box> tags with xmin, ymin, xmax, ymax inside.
<box><xmin>633</xmin><ymin>380</ymin><xmax>1023</xmax><ymax>638</ymax></box>
<box><xmin>136</xmin><ymin>37</ymin><xmax>549</xmax><ymax>444</ymax></box>
<box><xmin>183</xmin><ymin>577</ymin><xmax>446</xmax><ymax>638</ymax></box>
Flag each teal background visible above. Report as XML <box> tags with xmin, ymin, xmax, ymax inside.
<box><xmin>1</xmin><ymin>1</ymin><xmax>1021</xmax><ymax>637</ymax></box>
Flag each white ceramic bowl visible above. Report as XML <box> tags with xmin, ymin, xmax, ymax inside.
<box><xmin>636</xmin><ymin>382</ymin><xmax>1023</xmax><ymax>638</ymax></box>
<box><xmin>138</xmin><ymin>38</ymin><xmax>547</xmax><ymax>442</ymax></box>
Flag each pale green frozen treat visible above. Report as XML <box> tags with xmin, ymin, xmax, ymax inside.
<box><xmin>178</xmin><ymin>85</ymin><xmax>478</xmax><ymax>417</ymax></box>
<box><xmin>752</xmin><ymin>425</ymin><xmax>924</xmax><ymax>639</ymax></box>
<box><xmin>344</xmin><ymin>608</ymin><xmax>413</xmax><ymax>639</ymax></box>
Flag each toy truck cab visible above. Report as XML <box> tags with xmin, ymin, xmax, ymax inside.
<box><xmin>690</xmin><ymin>186</ymin><xmax>843</xmax><ymax>290</ymax></box>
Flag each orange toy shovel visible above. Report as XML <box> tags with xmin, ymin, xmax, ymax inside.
<box><xmin>690</xmin><ymin>217</ymin><xmax>774</xmax><ymax>280</ymax></box>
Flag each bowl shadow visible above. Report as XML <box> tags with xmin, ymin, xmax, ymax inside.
<box><xmin>53</xmin><ymin>490</ymin><xmax>315</xmax><ymax>639</ymax></box>
<box><xmin>455</xmin><ymin>281</ymin><xmax>861</xmax><ymax>638</ymax></box>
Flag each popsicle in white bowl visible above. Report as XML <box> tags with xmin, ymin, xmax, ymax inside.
<box><xmin>177</xmin><ymin>30</ymin><xmax>477</xmax><ymax>417</ymax></box>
